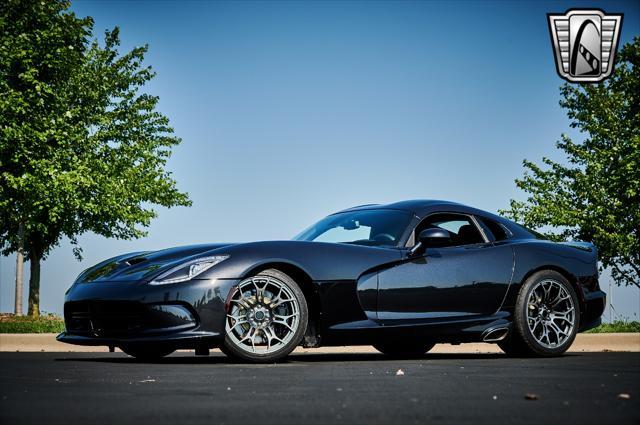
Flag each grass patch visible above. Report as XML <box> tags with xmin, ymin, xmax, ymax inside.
<box><xmin>586</xmin><ymin>320</ymin><xmax>640</xmax><ymax>333</ymax></box>
<box><xmin>0</xmin><ymin>313</ymin><xmax>65</xmax><ymax>333</ymax></box>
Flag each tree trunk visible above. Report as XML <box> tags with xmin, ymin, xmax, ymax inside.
<box><xmin>14</xmin><ymin>224</ymin><xmax>24</xmax><ymax>316</ymax></box>
<box><xmin>27</xmin><ymin>249</ymin><xmax>41</xmax><ymax>318</ymax></box>
<box><xmin>14</xmin><ymin>251</ymin><xmax>24</xmax><ymax>315</ymax></box>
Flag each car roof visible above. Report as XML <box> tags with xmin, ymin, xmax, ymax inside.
<box><xmin>334</xmin><ymin>199</ymin><xmax>535</xmax><ymax>239</ymax></box>
<box><xmin>337</xmin><ymin>199</ymin><xmax>473</xmax><ymax>216</ymax></box>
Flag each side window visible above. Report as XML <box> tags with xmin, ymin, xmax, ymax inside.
<box><xmin>414</xmin><ymin>213</ymin><xmax>485</xmax><ymax>247</ymax></box>
<box><xmin>478</xmin><ymin>217</ymin><xmax>510</xmax><ymax>241</ymax></box>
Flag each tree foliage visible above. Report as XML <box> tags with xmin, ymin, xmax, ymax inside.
<box><xmin>504</xmin><ymin>38</ymin><xmax>640</xmax><ymax>288</ymax></box>
<box><xmin>0</xmin><ymin>0</ymin><xmax>191</xmax><ymax>315</ymax></box>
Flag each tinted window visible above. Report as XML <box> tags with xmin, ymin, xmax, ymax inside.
<box><xmin>479</xmin><ymin>217</ymin><xmax>510</xmax><ymax>241</ymax></box>
<box><xmin>414</xmin><ymin>213</ymin><xmax>485</xmax><ymax>247</ymax></box>
<box><xmin>294</xmin><ymin>209</ymin><xmax>412</xmax><ymax>247</ymax></box>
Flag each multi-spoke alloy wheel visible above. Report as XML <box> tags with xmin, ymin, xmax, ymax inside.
<box><xmin>500</xmin><ymin>270</ymin><xmax>580</xmax><ymax>357</ymax></box>
<box><xmin>526</xmin><ymin>279</ymin><xmax>575</xmax><ymax>348</ymax></box>
<box><xmin>222</xmin><ymin>269</ymin><xmax>308</xmax><ymax>362</ymax></box>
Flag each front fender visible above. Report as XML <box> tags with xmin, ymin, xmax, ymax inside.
<box><xmin>199</xmin><ymin>241</ymin><xmax>402</xmax><ymax>281</ymax></box>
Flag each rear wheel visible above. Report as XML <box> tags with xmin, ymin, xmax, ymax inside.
<box><xmin>223</xmin><ymin>269</ymin><xmax>308</xmax><ymax>363</ymax></box>
<box><xmin>121</xmin><ymin>345</ymin><xmax>175</xmax><ymax>360</ymax></box>
<box><xmin>373</xmin><ymin>342</ymin><xmax>436</xmax><ymax>358</ymax></box>
<box><xmin>501</xmin><ymin>270</ymin><xmax>580</xmax><ymax>357</ymax></box>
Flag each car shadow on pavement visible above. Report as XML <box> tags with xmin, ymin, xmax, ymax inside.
<box><xmin>289</xmin><ymin>352</ymin><xmax>509</xmax><ymax>362</ymax></box>
<box><xmin>52</xmin><ymin>351</ymin><xmax>538</xmax><ymax>365</ymax></box>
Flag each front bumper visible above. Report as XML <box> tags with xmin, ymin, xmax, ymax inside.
<box><xmin>57</xmin><ymin>330</ymin><xmax>221</xmax><ymax>348</ymax></box>
<box><xmin>58</xmin><ymin>278</ymin><xmax>239</xmax><ymax>349</ymax></box>
<box><xmin>579</xmin><ymin>289</ymin><xmax>606</xmax><ymax>332</ymax></box>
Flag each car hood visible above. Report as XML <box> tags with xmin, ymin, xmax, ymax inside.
<box><xmin>76</xmin><ymin>243</ymin><xmax>236</xmax><ymax>283</ymax></box>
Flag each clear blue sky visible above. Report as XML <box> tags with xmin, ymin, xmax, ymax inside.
<box><xmin>1</xmin><ymin>0</ymin><xmax>638</xmax><ymax>319</ymax></box>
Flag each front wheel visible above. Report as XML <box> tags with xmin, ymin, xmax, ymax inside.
<box><xmin>223</xmin><ymin>269</ymin><xmax>308</xmax><ymax>363</ymax></box>
<box><xmin>502</xmin><ymin>270</ymin><xmax>580</xmax><ymax>357</ymax></box>
<box><xmin>373</xmin><ymin>342</ymin><xmax>436</xmax><ymax>358</ymax></box>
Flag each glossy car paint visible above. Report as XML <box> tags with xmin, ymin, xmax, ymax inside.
<box><xmin>58</xmin><ymin>200</ymin><xmax>605</xmax><ymax>351</ymax></box>
<box><xmin>376</xmin><ymin>243</ymin><xmax>514</xmax><ymax>321</ymax></box>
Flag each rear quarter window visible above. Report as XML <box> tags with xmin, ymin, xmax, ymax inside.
<box><xmin>479</xmin><ymin>217</ymin><xmax>511</xmax><ymax>241</ymax></box>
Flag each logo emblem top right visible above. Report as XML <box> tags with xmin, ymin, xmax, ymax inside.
<box><xmin>548</xmin><ymin>9</ymin><xmax>623</xmax><ymax>83</ymax></box>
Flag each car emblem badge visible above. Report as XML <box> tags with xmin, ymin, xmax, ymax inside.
<box><xmin>547</xmin><ymin>9</ymin><xmax>623</xmax><ymax>82</ymax></box>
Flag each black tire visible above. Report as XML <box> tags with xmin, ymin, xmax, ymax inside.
<box><xmin>502</xmin><ymin>270</ymin><xmax>580</xmax><ymax>357</ymax></box>
<box><xmin>222</xmin><ymin>269</ymin><xmax>308</xmax><ymax>363</ymax></box>
<box><xmin>121</xmin><ymin>344</ymin><xmax>175</xmax><ymax>361</ymax></box>
<box><xmin>497</xmin><ymin>332</ymin><xmax>531</xmax><ymax>357</ymax></box>
<box><xmin>373</xmin><ymin>342</ymin><xmax>436</xmax><ymax>358</ymax></box>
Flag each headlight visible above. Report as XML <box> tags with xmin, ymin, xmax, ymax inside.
<box><xmin>149</xmin><ymin>255</ymin><xmax>229</xmax><ymax>285</ymax></box>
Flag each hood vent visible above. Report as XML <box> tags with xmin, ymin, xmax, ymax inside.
<box><xmin>123</xmin><ymin>257</ymin><xmax>147</xmax><ymax>266</ymax></box>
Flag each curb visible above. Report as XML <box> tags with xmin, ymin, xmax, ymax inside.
<box><xmin>1</xmin><ymin>332</ymin><xmax>638</xmax><ymax>353</ymax></box>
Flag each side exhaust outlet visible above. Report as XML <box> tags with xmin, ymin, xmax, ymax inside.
<box><xmin>482</xmin><ymin>327</ymin><xmax>510</xmax><ymax>342</ymax></box>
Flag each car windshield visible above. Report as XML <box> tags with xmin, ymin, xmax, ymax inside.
<box><xmin>293</xmin><ymin>209</ymin><xmax>412</xmax><ymax>247</ymax></box>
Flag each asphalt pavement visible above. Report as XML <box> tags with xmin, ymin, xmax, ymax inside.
<box><xmin>1</xmin><ymin>351</ymin><xmax>638</xmax><ymax>425</ymax></box>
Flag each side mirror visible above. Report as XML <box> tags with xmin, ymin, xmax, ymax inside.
<box><xmin>409</xmin><ymin>228</ymin><xmax>450</xmax><ymax>256</ymax></box>
<box><xmin>418</xmin><ymin>228</ymin><xmax>450</xmax><ymax>246</ymax></box>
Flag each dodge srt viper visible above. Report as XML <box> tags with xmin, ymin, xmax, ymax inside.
<box><xmin>58</xmin><ymin>200</ymin><xmax>605</xmax><ymax>362</ymax></box>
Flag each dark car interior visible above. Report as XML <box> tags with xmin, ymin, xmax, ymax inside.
<box><xmin>414</xmin><ymin>213</ymin><xmax>485</xmax><ymax>247</ymax></box>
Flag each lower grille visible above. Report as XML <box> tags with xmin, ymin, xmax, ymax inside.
<box><xmin>65</xmin><ymin>301</ymin><xmax>147</xmax><ymax>337</ymax></box>
<box><xmin>64</xmin><ymin>301</ymin><xmax>197</xmax><ymax>338</ymax></box>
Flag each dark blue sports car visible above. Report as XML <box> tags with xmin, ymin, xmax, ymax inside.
<box><xmin>58</xmin><ymin>200</ymin><xmax>605</xmax><ymax>362</ymax></box>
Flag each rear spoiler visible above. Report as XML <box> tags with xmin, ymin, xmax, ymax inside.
<box><xmin>560</xmin><ymin>241</ymin><xmax>597</xmax><ymax>254</ymax></box>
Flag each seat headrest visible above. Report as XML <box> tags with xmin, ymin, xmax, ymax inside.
<box><xmin>457</xmin><ymin>224</ymin><xmax>483</xmax><ymax>244</ymax></box>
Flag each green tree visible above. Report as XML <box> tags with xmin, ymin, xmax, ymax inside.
<box><xmin>504</xmin><ymin>38</ymin><xmax>639</xmax><ymax>289</ymax></box>
<box><xmin>0</xmin><ymin>0</ymin><xmax>191</xmax><ymax>316</ymax></box>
